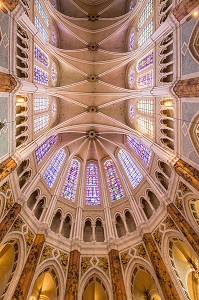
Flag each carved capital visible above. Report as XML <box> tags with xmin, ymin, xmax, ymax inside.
<box><xmin>0</xmin><ymin>72</ymin><xmax>17</xmax><ymax>93</ymax></box>
<box><xmin>174</xmin><ymin>159</ymin><xmax>199</xmax><ymax>192</ymax></box>
<box><xmin>173</xmin><ymin>77</ymin><xmax>199</xmax><ymax>98</ymax></box>
<box><xmin>0</xmin><ymin>157</ymin><xmax>17</xmax><ymax>182</ymax></box>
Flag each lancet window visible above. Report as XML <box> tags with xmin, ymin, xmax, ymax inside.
<box><xmin>43</xmin><ymin>149</ymin><xmax>66</xmax><ymax>187</ymax></box>
<box><xmin>61</xmin><ymin>159</ymin><xmax>80</xmax><ymax>202</ymax></box>
<box><xmin>104</xmin><ymin>159</ymin><xmax>124</xmax><ymax>201</ymax></box>
<box><xmin>35</xmin><ymin>135</ymin><xmax>58</xmax><ymax>163</ymax></box>
<box><xmin>34</xmin><ymin>44</ymin><xmax>49</xmax><ymax>67</ymax></box>
<box><xmin>85</xmin><ymin>163</ymin><xmax>100</xmax><ymax>205</ymax></box>
<box><xmin>137</xmin><ymin>70</ymin><xmax>153</xmax><ymax>88</ymax></box>
<box><xmin>34</xmin><ymin>97</ymin><xmax>49</xmax><ymax>113</ymax></box>
<box><xmin>127</xmin><ymin>135</ymin><xmax>152</xmax><ymax>165</ymax></box>
<box><xmin>34</xmin><ymin>66</ymin><xmax>48</xmax><ymax>85</ymax></box>
<box><xmin>34</xmin><ymin>114</ymin><xmax>49</xmax><ymax>134</ymax></box>
<box><xmin>136</xmin><ymin>50</ymin><xmax>154</xmax><ymax>72</ymax></box>
<box><xmin>35</xmin><ymin>0</ymin><xmax>49</xmax><ymax>26</ymax></box>
<box><xmin>35</xmin><ymin>16</ymin><xmax>49</xmax><ymax>42</ymax></box>
<box><xmin>137</xmin><ymin>99</ymin><xmax>153</xmax><ymax>115</ymax></box>
<box><xmin>137</xmin><ymin>116</ymin><xmax>153</xmax><ymax>136</ymax></box>
<box><xmin>118</xmin><ymin>149</ymin><xmax>142</xmax><ymax>188</ymax></box>
<box><xmin>138</xmin><ymin>19</ymin><xmax>153</xmax><ymax>47</ymax></box>
<box><xmin>138</xmin><ymin>0</ymin><xmax>153</xmax><ymax>30</ymax></box>
<box><xmin>129</xmin><ymin>29</ymin><xmax>135</xmax><ymax>51</ymax></box>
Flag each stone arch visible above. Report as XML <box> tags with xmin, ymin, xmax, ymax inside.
<box><xmin>189</xmin><ymin>112</ymin><xmax>199</xmax><ymax>156</ymax></box>
<box><xmin>0</xmin><ymin>193</ymin><xmax>6</xmax><ymax>220</ymax></box>
<box><xmin>83</xmin><ymin>219</ymin><xmax>93</xmax><ymax>242</ymax></box>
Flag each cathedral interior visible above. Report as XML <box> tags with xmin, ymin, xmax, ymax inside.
<box><xmin>0</xmin><ymin>0</ymin><xmax>199</xmax><ymax>299</ymax></box>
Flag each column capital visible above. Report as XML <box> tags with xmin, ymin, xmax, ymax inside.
<box><xmin>0</xmin><ymin>157</ymin><xmax>17</xmax><ymax>182</ymax></box>
<box><xmin>0</xmin><ymin>72</ymin><xmax>17</xmax><ymax>92</ymax></box>
<box><xmin>174</xmin><ymin>159</ymin><xmax>199</xmax><ymax>192</ymax></box>
<box><xmin>173</xmin><ymin>77</ymin><xmax>199</xmax><ymax>98</ymax></box>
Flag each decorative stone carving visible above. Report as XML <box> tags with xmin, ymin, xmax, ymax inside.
<box><xmin>143</xmin><ymin>233</ymin><xmax>181</xmax><ymax>300</ymax></box>
<box><xmin>1</xmin><ymin>0</ymin><xmax>19</xmax><ymax>11</ymax></box>
<box><xmin>153</xmin><ymin>228</ymin><xmax>163</xmax><ymax>249</ymax></box>
<box><xmin>87</xmin><ymin>74</ymin><xmax>99</xmax><ymax>82</ymax></box>
<box><xmin>40</xmin><ymin>244</ymin><xmax>53</xmax><ymax>263</ymax></box>
<box><xmin>173</xmin><ymin>78</ymin><xmax>199</xmax><ymax>98</ymax></box>
<box><xmin>135</xmin><ymin>243</ymin><xmax>148</xmax><ymax>260</ymax></box>
<box><xmin>88</xmin><ymin>14</ymin><xmax>99</xmax><ymax>21</ymax></box>
<box><xmin>11</xmin><ymin>216</ymin><xmax>24</xmax><ymax>232</ymax></box>
<box><xmin>81</xmin><ymin>257</ymin><xmax>91</xmax><ymax>275</ymax></box>
<box><xmin>98</xmin><ymin>257</ymin><xmax>109</xmax><ymax>276</ymax></box>
<box><xmin>174</xmin><ymin>159</ymin><xmax>199</xmax><ymax>191</ymax></box>
<box><xmin>163</xmin><ymin>215</ymin><xmax>177</xmax><ymax>230</ymax></box>
<box><xmin>65</xmin><ymin>250</ymin><xmax>80</xmax><ymax>300</ymax></box>
<box><xmin>11</xmin><ymin>234</ymin><xmax>45</xmax><ymax>300</ymax></box>
<box><xmin>87</xmin><ymin>43</ymin><xmax>99</xmax><ymax>51</ymax></box>
<box><xmin>0</xmin><ymin>157</ymin><xmax>17</xmax><ymax>182</ymax></box>
<box><xmin>25</xmin><ymin>230</ymin><xmax>35</xmax><ymax>252</ymax></box>
<box><xmin>172</xmin><ymin>0</ymin><xmax>199</xmax><ymax>21</ymax></box>
<box><xmin>108</xmin><ymin>249</ymin><xmax>127</xmax><ymax>300</ymax></box>
<box><xmin>120</xmin><ymin>251</ymin><xmax>131</xmax><ymax>271</ymax></box>
<box><xmin>58</xmin><ymin>251</ymin><xmax>68</xmax><ymax>273</ymax></box>
<box><xmin>0</xmin><ymin>203</ymin><xmax>21</xmax><ymax>243</ymax></box>
<box><xmin>0</xmin><ymin>72</ymin><xmax>17</xmax><ymax>92</ymax></box>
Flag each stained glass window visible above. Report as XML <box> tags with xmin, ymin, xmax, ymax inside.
<box><xmin>35</xmin><ymin>0</ymin><xmax>49</xmax><ymax>26</ymax></box>
<box><xmin>138</xmin><ymin>0</ymin><xmax>153</xmax><ymax>30</ymax></box>
<box><xmin>137</xmin><ymin>99</ymin><xmax>153</xmax><ymax>115</ymax></box>
<box><xmin>138</xmin><ymin>19</ymin><xmax>153</xmax><ymax>47</ymax></box>
<box><xmin>51</xmin><ymin>64</ymin><xmax>57</xmax><ymax>86</ymax></box>
<box><xmin>35</xmin><ymin>16</ymin><xmax>49</xmax><ymax>42</ymax></box>
<box><xmin>127</xmin><ymin>135</ymin><xmax>152</xmax><ymax>165</ymax></box>
<box><xmin>35</xmin><ymin>135</ymin><xmax>58</xmax><ymax>163</ymax></box>
<box><xmin>129</xmin><ymin>0</ymin><xmax>135</xmax><ymax>10</ymax></box>
<box><xmin>137</xmin><ymin>70</ymin><xmax>153</xmax><ymax>89</ymax></box>
<box><xmin>34</xmin><ymin>44</ymin><xmax>49</xmax><ymax>67</ymax></box>
<box><xmin>52</xmin><ymin>31</ymin><xmax>56</xmax><ymax>46</ymax></box>
<box><xmin>129</xmin><ymin>66</ymin><xmax>135</xmax><ymax>88</ymax></box>
<box><xmin>34</xmin><ymin>97</ymin><xmax>49</xmax><ymax>112</ymax></box>
<box><xmin>34</xmin><ymin>114</ymin><xmax>49</xmax><ymax>133</ymax></box>
<box><xmin>86</xmin><ymin>163</ymin><xmax>100</xmax><ymax>205</ymax></box>
<box><xmin>61</xmin><ymin>159</ymin><xmax>80</xmax><ymax>202</ymax></box>
<box><xmin>129</xmin><ymin>104</ymin><xmax>135</xmax><ymax>119</ymax></box>
<box><xmin>137</xmin><ymin>116</ymin><xmax>153</xmax><ymax>136</ymax></box>
<box><xmin>52</xmin><ymin>101</ymin><xmax>57</xmax><ymax>118</ymax></box>
<box><xmin>136</xmin><ymin>50</ymin><xmax>154</xmax><ymax>72</ymax></box>
<box><xmin>43</xmin><ymin>149</ymin><xmax>66</xmax><ymax>188</ymax></box>
<box><xmin>118</xmin><ymin>149</ymin><xmax>142</xmax><ymax>188</ymax></box>
<box><xmin>104</xmin><ymin>159</ymin><xmax>124</xmax><ymax>201</ymax></box>
<box><xmin>34</xmin><ymin>66</ymin><xmax>48</xmax><ymax>85</ymax></box>
<box><xmin>129</xmin><ymin>30</ymin><xmax>135</xmax><ymax>51</ymax></box>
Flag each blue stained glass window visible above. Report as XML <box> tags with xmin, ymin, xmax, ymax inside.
<box><xmin>118</xmin><ymin>149</ymin><xmax>142</xmax><ymax>188</ymax></box>
<box><xmin>34</xmin><ymin>96</ymin><xmax>49</xmax><ymax>112</ymax></box>
<box><xmin>129</xmin><ymin>104</ymin><xmax>135</xmax><ymax>119</ymax></box>
<box><xmin>34</xmin><ymin>66</ymin><xmax>48</xmax><ymax>85</ymax></box>
<box><xmin>129</xmin><ymin>30</ymin><xmax>135</xmax><ymax>51</ymax></box>
<box><xmin>137</xmin><ymin>70</ymin><xmax>153</xmax><ymax>89</ymax></box>
<box><xmin>35</xmin><ymin>0</ymin><xmax>49</xmax><ymax>26</ymax></box>
<box><xmin>34</xmin><ymin>114</ymin><xmax>49</xmax><ymax>133</ymax></box>
<box><xmin>35</xmin><ymin>16</ymin><xmax>49</xmax><ymax>42</ymax></box>
<box><xmin>34</xmin><ymin>44</ymin><xmax>49</xmax><ymax>67</ymax></box>
<box><xmin>136</xmin><ymin>50</ymin><xmax>154</xmax><ymax>72</ymax></box>
<box><xmin>86</xmin><ymin>163</ymin><xmax>100</xmax><ymax>205</ymax></box>
<box><xmin>61</xmin><ymin>159</ymin><xmax>80</xmax><ymax>202</ymax></box>
<box><xmin>104</xmin><ymin>159</ymin><xmax>124</xmax><ymax>201</ymax></box>
<box><xmin>35</xmin><ymin>135</ymin><xmax>58</xmax><ymax>164</ymax></box>
<box><xmin>129</xmin><ymin>66</ymin><xmax>135</xmax><ymax>88</ymax></box>
<box><xmin>43</xmin><ymin>149</ymin><xmax>66</xmax><ymax>187</ymax></box>
<box><xmin>127</xmin><ymin>135</ymin><xmax>152</xmax><ymax>166</ymax></box>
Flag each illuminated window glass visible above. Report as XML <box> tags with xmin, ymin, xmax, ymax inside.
<box><xmin>35</xmin><ymin>135</ymin><xmax>58</xmax><ymax>163</ymax></box>
<box><xmin>34</xmin><ymin>44</ymin><xmax>49</xmax><ymax>67</ymax></box>
<box><xmin>86</xmin><ymin>163</ymin><xmax>100</xmax><ymax>205</ymax></box>
<box><xmin>129</xmin><ymin>66</ymin><xmax>135</xmax><ymax>88</ymax></box>
<box><xmin>138</xmin><ymin>19</ymin><xmax>153</xmax><ymax>47</ymax></box>
<box><xmin>118</xmin><ymin>149</ymin><xmax>142</xmax><ymax>188</ymax></box>
<box><xmin>61</xmin><ymin>159</ymin><xmax>80</xmax><ymax>202</ymax></box>
<box><xmin>35</xmin><ymin>16</ymin><xmax>49</xmax><ymax>42</ymax></box>
<box><xmin>34</xmin><ymin>114</ymin><xmax>49</xmax><ymax>133</ymax></box>
<box><xmin>43</xmin><ymin>149</ymin><xmax>66</xmax><ymax>188</ymax></box>
<box><xmin>34</xmin><ymin>97</ymin><xmax>49</xmax><ymax>113</ymax></box>
<box><xmin>127</xmin><ymin>135</ymin><xmax>152</xmax><ymax>165</ymax></box>
<box><xmin>138</xmin><ymin>116</ymin><xmax>153</xmax><ymax>136</ymax></box>
<box><xmin>129</xmin><ymin>104</ymin><xmax>135</xmax><ymax>119</ymax></box>
<box><xmin>34</xmin><ymin>66</ymin><xmax>48</xmax><ymax>85</ymax></box>
<box><xmin>137</xmin><ymin>99</ymin><xmax>153</xmax><ymax>115</ymax></box>
<box><xmin>137</xmin><ymin>70</ymin><xmax>153</xmax><ymax>89</ymax></box>
<box><xmin>136</xmin><ymin>50</ymin><xmax>154</xmax><ymax>72</ymax></box>
<box><xmin>35</xmin><ymin>0</ymin><xmax>49</xmax><ymax>26</ymax></box>
<box><xmin>52</xmin><ymin>101</ymin><xmax>57</xmax><ymax>118</ymax></box>
<box><xmin>104</xmin><ymin>159</ymin><xmax>124</xmax><ymax>201</ymax></box>
<box><xmin>51</xmin><ymin>64</ymin><xmax>57</xmax><ymax>86</ymax></box>
<box><xmin>52</xmin><ymin>31</ymin><xmax>56</xmax><ymax>46</ymax></box>
<box><xmin>138</xmin><ymin>0</ymin><xmax>153</xmax><ymax>30</ymax></box>
<box><xmin>130</xmin><ymin>0</ymin><xmax>135</xmax><ymax>9</ymax></box>
<box><xmin>129</xmin><ymin>30</ymin><xmax>135</xmax><ymax>51</ymax></box>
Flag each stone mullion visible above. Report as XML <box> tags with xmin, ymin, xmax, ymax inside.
<box><xmin>65</xmin><ymin>250</ymin><xmax>80</xmax><ymax>300</ymax></box>
<box><xmin>108</xmin><ymin>249</ymin><xmax>127</xmax><ymax>300</ymax></box>
<box><xmin>174</xmin><ymin>159</ymin><xmax>199</xmax><ymax>192</ymax></box>
<box><xmin>0</xmin><ymin>203</ymin><xmax>21</xmax><ymax>243</ymax></box>
<box><xmin>143</xmin><ymin>233</ymin><xmax>181</xmax><ymax>300</ymax></box>
<box><xmin>11</xmin><ymin>234</ymin><xmax>45</xmax><ymax>300</ymax></box>
<box><xmin>167</xmin><ymin>203</ymin><xmax>199</xmax><ymax>257</ymax></box>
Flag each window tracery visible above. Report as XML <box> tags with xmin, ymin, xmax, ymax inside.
<box><xmin>137</xmin><ymin>70</ymin><xmax>153</xmax><ymax>89</ymax></box>
<box><xmin>43</xmin><ymin>149</ymin><xmax>66</xmax><ymax>188</ymax></box>
<box><xmin>85</xmin><ymin>163</ymin><xmax>100</xmax><ymax>205</ymax></box>
<box><xmin>61</xmin><ymin>159</ymin><xmax>80</xmax><ymax>202</ymax></box>
<box><xmin>136</xmin><ymin>50</ymin><xmax>154</xmax><ymax>72</ymax></box>
<box><xmin>129</xmin><ymin>29</ymin><xmax>135</xmax><ymax>51</ymax></box>
<box><xmin>118</xmin><ymin>149</ymin><xmax>142</xmax><ymax>188</ymax></box>
<box><xmin>138</xmin><ymin>19</ymin><xmax>153</xmax><ymax>47</ymax></box>
<box><xmin>137</xmin><ymin>116</ymin><xmax>153</xmax><ymax>136</ymax></box>
<box><xmin>34</xmin><ymin>97</ymin><xmax>49</xmax><ymax>113</ymax></box>
<box><xmin>126</xmin><ymin>135</ymin><xmax>152</xmax><ymax>165</ymax></box>
<box><xmin>35</xmin><ymin>16</ymin><xmax>49</xmax><ymax>42</ymax></box>
<box><xmin>35</xmin><ymin>135</ymin><xmax>58</xmax><ymax>164</ymax></box>
<box><xmin>104</xmin><ymin>159</ymin><xmax>124</xmax><ymax>201</ymax></box>
<box><xmin>137</xmin><ymin>99</ymin><xmax>153</xmax><ymax>115</ymax></box>
<box><xmin>138</xmin><ymin>0</ymin><xmax>153</xmax><ymax>30</ymax></box>
<box><xmin>34</xmin><ymin>44</ymin><xmax>49</xmax><ymax>67</ymax></box>
<box><xmin>34</xmin><ymin>114</ymin><xmax>49</xmax><ymax>134</ymax></box>
<box><xmin>35</xmin><ymin>0</ymin><xmax>49</xmax><ymax>26</ymax></box>
<box><xmin>34</xmin><ymin>66</ymin><xmax>48</xmax><ymax>85</ymax></box>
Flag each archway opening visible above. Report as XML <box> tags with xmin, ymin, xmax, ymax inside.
<box><xmin>82</xmin><ymin>276</ymin><xmax>109</xmax><ymax>300</ymax></box>
<box><xmin>29</xmin><ymin>271</ymin><xmax>57</xmax><ymax>300</ymax></box>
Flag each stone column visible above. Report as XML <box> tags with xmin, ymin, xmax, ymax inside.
<box><xmin>65</xmin><ymin>250</ymin><xmax>80</xmax><ymax>300</ymax></box>
<box><xmin>0</xmin><ymin>203</ymin><xmax>21</xmax><ymax>243</ymax></box>
<box><xmin>172</xmin><ymin>0</ymin><xmax>199</xmax><ymax>21</ymax></box>
<box><xmin>173</xmin><ymin>77</ymin><xmax>199</xmax><ymax>98</ymax></box>
<box><xmin>0</xmin><ymin>72</ymin><xmax>17</xmax><ymax>92</ymax></box>
<box><xmin>167</xmin><ymin>203</ymin><xmax>199</xmax><ymax>257</ymax></box>
<box><xmin>11</xmin><ymin>234</ymin><xmax>45</xmax><ymax>300</ymax></box>
<box><xmin>108</xmin><ymin>249</ymin><xmax>127</xmax><ymax>300</ymax></box>
<box><xmin>143</xmin><ymin>233</ymin><xmax>181</xmax><ymax>300</ymax></box>
<box><xmin>174</xmin><ymin>159</ymin><xmax>199</xmax><ymax>192</ymax></box>
<box><xmin>0</xmin><ymin>157</ymin><xmax>17</xmax><ymax>182</ymax></box>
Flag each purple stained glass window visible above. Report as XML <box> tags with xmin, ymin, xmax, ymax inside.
<box><xmin>61</xmin><ymin>159</ymin><xmax>80</xmax><ymax>202</ymax></box>
<box><xmin>34</xmin><ymin>66</ymin><xmax>48</xmax><ymax>85</ymax></box>
<box><xmin>129</xmin><ymin>31</ymin><xmax>135</xmax><ymax>51</ymax></box>
<box><xmin>34</xmin><ymin>44</ymin><xmax>49</xmax><ymax>67</ymax></box>
<box><xmin>127</xmin><ymin>135</ymin><xmax>152</xmax><ymax>166</ymax></box>
<box><xmin>129</xmin><ymin>104</ymin><xmax>135</xmax><ymax>119</ymax></box>
<box><xmin>35</xmin><ymin>135</ymin><xmax>58</xmax><ymax>164</ymax></box>
<box><xmin>118</xmin><ymin>149</ymin><xmax>142</xmax><ymax>188</ymax></box>
<box><xmin>104</xmin><ymin>159</ymin><xmax>124</xmax><ymax>201</ymax></box>
<box><xmin>137</xmin><ymin>50</ymin><xmax>154</xmax><ymax>72</ymax></box>
<box><xmin>129</xmin><ymin>66</ymin><xmax>135</xmax><ymax>88</ymax></box>
<box><xmin>86</xmin><ymin>163</ymin><xmax>100</xmax><ymax>205</ymax></box>
<box><xmin>137</xmin><ymin>70</ymin><xmax>153</xmax><ymax>89</ymax></box>
<box><xmin>43</xmin><ymin>149</ymin><xmax>66</xmax><ymax>188</ymax></box>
